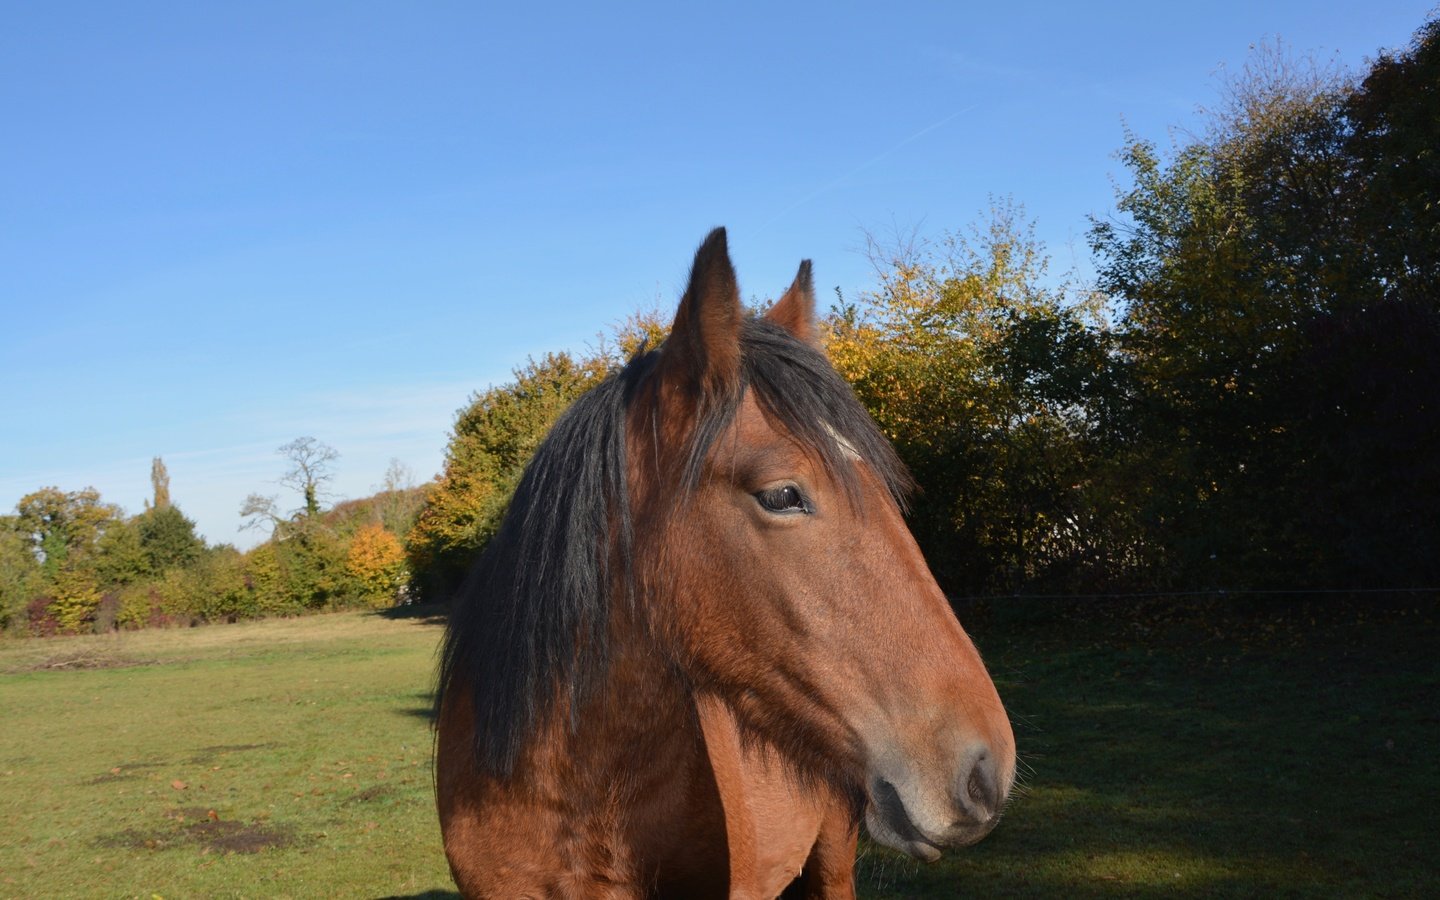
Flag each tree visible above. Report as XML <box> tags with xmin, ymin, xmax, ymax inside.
<box><xmin>827</xmin><ymin>201</ymin><xmax>1126</xmax><ymax>594</ymax></box>
<box><xmin>0</xmin><ymin>518</ymin><xmax>44</xmax><ymax>631</ymax></box>
<box><xmin>405</xmin><ymin>309</ymin><xmax>669</xmax><ymax>601</ymax></box>
<box><xmin>1285</xmin><ymin>297</ymin><xmax>1440</xmax><ymax>588</ymax></box>
<box><xmin>279</xmin><ymin>437</ymin><xmax>339</xmax><ymax>518</ymax></box>
<box><xmin>1345</xmin><ymin>17</ymin><xmax>1440</xmax><ymax>303</ymax></box>
<box><xmin>240</xmin><ymin>542</ymin><xmax>293</xmax><ymax>615</ymax></box>
<box><xmin>92</xmin><ymin>517</ymin><xmax>150</xmax><ymax>587</ymax></box>
<box><xmin>241</xmin><ymin>437</ymin><xmax>340</xmax><ymax>534</ymax></box>
<box><xmin>346</xmin><ymin>523</ymin><xmax>408</xmax><ymax>608</ymax></box>
<box><xmin>408</xmin><ymin>352</ymin><xmax>608</xmax><ymax>599</ymax></box>
<box><xmin>147</xmin><ymin>457</ymin><xmax>171</xmax><ymax>510</ymax></box>
<box><xmin>239</xmin><ymin>493</ymin><xmax>283</xmax><ymax>536</ymax></box>
<box><xmin>14</xmin><ymin>487</ymin><xmax>121</xmax><ymax>576</ymax></box>
<box><xmin>137</xmin><ymin>505</ymin><xmax>204</xmax><ymax>573</ymax></box>
<box><xmin>374</xmin><ymin>459</ymin><xmax>427</xmax><ymax>538</ymax></box>
<box><xmin>234</xmin><ymin>437</ymin><xmax>351</xmax><ymax>611</ymax></box>
<box><xmin>49</xmin><ymin>566</ymin><xmax>103</xmax><ymax>634</ymax></box>
<box><xmin>1088</xmin><ymin>23</ymin><xmax>1440</xmax><ymax>590</ymax></box>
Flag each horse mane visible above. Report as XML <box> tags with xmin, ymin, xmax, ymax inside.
<box><xmin>436</xmin><ymin>317</ymin><xmax>913</xmax><ymax>778</ymax></box>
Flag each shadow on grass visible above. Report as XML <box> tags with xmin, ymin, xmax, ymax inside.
<box><xmin>375</xmin><ymin>603</ymin><xmax>449</xmax><ymax>625</ymax></box>
<box><xmin>398</xmin><ymin>690</ymin><xmax>438</xmax><ymax>724</ymax></box>
<box><xmin>375</xmin><ymin>892</ymin><xmax>460</xmax><ymax>900</ymax></box>
<box><xmin>853</xmin><ymin>598</ymin><xmax>1440</xmax><ymax>898</ymax></box>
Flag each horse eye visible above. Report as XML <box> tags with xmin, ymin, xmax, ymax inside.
<box><xmin>755</xmin><ymin>485</ymin><xmax>809</xmax><ymax>514</ymax></box>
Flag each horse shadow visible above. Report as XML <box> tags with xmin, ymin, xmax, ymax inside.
<box><xmin>374</xmin><ymin>601</ymin><xmax>449</xmax><ymax>626</ymax></box>
<box><xmin>398</xmin><ymin>690</ymin><xmax>438</xmax><ymax>725</ymax></box>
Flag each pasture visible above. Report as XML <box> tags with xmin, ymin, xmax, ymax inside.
<box><xmin>1</xmin><ymin>599</ymin><xmax>1434</xmax><ymax>898</ymax></box>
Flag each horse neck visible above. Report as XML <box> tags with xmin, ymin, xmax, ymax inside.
<box><xmin>538</xmin><ymin>593</ymin><xmax>699</xmax><ymax>785</ymax></box>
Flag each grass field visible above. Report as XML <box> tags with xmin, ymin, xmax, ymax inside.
<box><xmin>1</xmin><ymin>599</ymin><xmax>1435</xmax><ymax>898</ymax></box>
<box><xmin>0</xmin><ymin>611</ymin><xmax>452</xmax><ymax>899</ymax></box>
<box><xmin>862</xmin><ymin>597</ymin><xmax>1438</xmax><ymax>898</ymax></box>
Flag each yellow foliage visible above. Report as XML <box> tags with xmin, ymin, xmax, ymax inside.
<box><xmin>825</xmin><ymin>204</ymin><xmax>1069</xmax><ymax>455</ymax></box>
<box><xmin>346</xmin><ymin>524</ymin><xmax>407</xmax><ymax>608</ymax></box>
<box><xmin>243</xmin><ymin>542</ymin><xmax>293</xmax><ymax>615</ymax></box>
<box><xmin>116</xmin><ymin>581</ymin><xmax>158</xmax><ymax>630</ymax></box>
<box><xmin>51</xmin><ymin>568</ymin><xmax>102</xmax><ymax>634</ymax></box>
<box><xmin>606</xmin><ymin>306</ymin><xmax>670</xmax><ymax>362</ymax></box>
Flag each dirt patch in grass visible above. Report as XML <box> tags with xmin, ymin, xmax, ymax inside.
<box><xmin>197</xmin><ymin>743</ymin><xmax>274</xmax><ymax>754</ymax></box>
<box><xmin>84</xmin><ymin>759</ymin><xmax>168</xmax><ymax>785</ymax></box>
<box><xmin>349</xmin><ymin>784</ymin><xmax>397</xmax><ymax>803</ymax></box>
<box><xmin>100</xmin><ymin>808</ymin><xmax>298</xmax><ymax>854</ymax></box>
<box><xmin>192</xmin><ymin>819</ymin><xmax>295</xmax><ymax>854</ymax></box>
<box><xmin>86</xmin><ymin>771</ymin><xmax>137</xmax><ymax>785</ymax></box>
<box><xmin>13</xmin><ymin>650</ymin><xmax>160</xmax><ymax>673</ymax></box>
<box><xmin>186</xmin><ymin>742</ymin><xmax>278</xmax><ymax>764</ymax></box>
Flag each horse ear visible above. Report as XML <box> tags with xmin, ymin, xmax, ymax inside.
<box><xmin>661</xmin><ymin>228</ymin><xmax>743</xmax><ymax>399</ymax></box>
<box><xmin>765</xmin><ymin>260</ymin><xmax>819</xmax><ymax>348</ymax></box>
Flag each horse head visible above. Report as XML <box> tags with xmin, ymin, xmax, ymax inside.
<box><xmin>628</xmin><ymin>228</ymin><xmax>1016</xmax><ymax>860</ymax></box>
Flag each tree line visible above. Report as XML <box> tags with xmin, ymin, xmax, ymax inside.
<box><xmin>0</xmin><ymin>447</ymin><xmax>425</xmax><ymax>635</ymax></box>
<box><xmin>414</xmin><ymin>22</ymin><xmax>1439</xmax><ymax>603</ymax></box>
<box><xmin>4</xmin><ymin>19</ymin><xmax>1436</xmax><ymax>634</ymax></box>
<box><xmin>411</xmin><ymin>24</ymin><xmax>1434</xmax><ymax>604</ymax></box>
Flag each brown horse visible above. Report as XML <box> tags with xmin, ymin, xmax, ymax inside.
<box><xmin>435</xmin><ymin>229</ymin><xmax>1015</xmax><ymax>898</ymax></box>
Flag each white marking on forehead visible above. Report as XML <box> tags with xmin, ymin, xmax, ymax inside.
<box><xmin>823</xmin><ymin>422</ymin><xmax>862</xmax><ymax>461</ymax></box>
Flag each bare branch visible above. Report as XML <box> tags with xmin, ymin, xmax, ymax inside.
<box><xmin>275</xmin><ymin>437</ymin><xmax>339</xmax><ymax>517</ymax></box>
<box><xmin>239</xmin><ymin>493</ymin><xmax>280</xmax><ymax>533</ymax></box>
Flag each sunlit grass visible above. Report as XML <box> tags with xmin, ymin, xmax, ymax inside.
<box><xmin>0</xmin><ymin>611</ymin><xmax>452</xmax><ymax>899</ymax></box>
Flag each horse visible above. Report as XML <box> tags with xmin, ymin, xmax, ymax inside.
<box><xmin>435</xmin><ymin>229</ymin><xmax>1016</xmax><ymax>898</ymax></box>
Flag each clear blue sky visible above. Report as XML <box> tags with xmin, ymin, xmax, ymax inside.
<box><xmin>2</xmin><ymin>1</ymin><xmax>1432</xmax><ymax>549</ymax></box>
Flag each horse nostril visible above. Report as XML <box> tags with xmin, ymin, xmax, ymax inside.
<box><xmin>957</xmin><ymin>746</ymin><xmax>1001</xmax><ymax>822</ymax></box>
<box><xmin>968</xmin><ymin>767</ymin><xmax>987</xmax><ymax>805</ymax></box>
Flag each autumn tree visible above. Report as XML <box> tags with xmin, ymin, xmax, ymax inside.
<box><xmin>827</xmin><ymin>201</ymin><xmax>1127</xmax><ymax>594</ymax></box>
<box><xmin>1090</xmin><ymin>22</ymin><xmax>1440</xmax><ymax>589</ymax></box>
<box><xmin>346</xmin><ymin>523</ymin><xmax>408</xmax><ymax>608</ymax></box>
<box><xmin>1287</xmin><ymin>17</ymin><xmax>1440</xmax><ymax>588</ymax></box>
<box><xmin>7</xmin><ymin>488</ymin><xmax>122</xmax><ymax>632</ymax></box>
<box><xmin>237</xmin><ymin>437</ymin><xmax>351</xmax><ymax>609</ymax></box>
<box><xmin>14</xmin><ymin>487</ymin><xmax>121</xmax><ymax>577</ymax></box>
<box><xmin>147</xmin><ymin>457</ymin><xmax>171</xmax><ymax>510</ymax></box>
<box><xmin>407</xmin><ymin>310</ymin><xmax>669</xmax><ymax>602</ymax></box>
<box><xmin>92</xmin><ymin>517</ymin><xmax>149</xmax><ymax>587</ymax></box>
<box><xmin>408</xmin><ymin>352</ymin><xmax>609</xmax><ymax>599</ymax></box>
<box><xmin>0</xmin><ymin>517</ymin><xmax>44</xmax><ymax>631</ymax></box>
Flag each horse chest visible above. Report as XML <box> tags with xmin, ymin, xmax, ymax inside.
<box><xmin>438</xmin><ymin>689</ymin><xmax>728</xmax><ymax>896</ymax></box>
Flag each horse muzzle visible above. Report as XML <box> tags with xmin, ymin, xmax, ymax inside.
<box><xmin>863</xmin><ymin>742</ymin><xmax>1011</xmax><ymax>861</ymax></box>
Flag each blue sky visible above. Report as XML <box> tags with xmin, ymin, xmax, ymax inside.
<box><xmin>2</xmin><ymin>1</ymin><xmax>1433</xmax><ymax>549</ymax></box>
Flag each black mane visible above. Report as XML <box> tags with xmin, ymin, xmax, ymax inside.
<box><xmin>435</xmin><ymin>318</ymin><xmax>911</xmax><ymax>777</ymax></box>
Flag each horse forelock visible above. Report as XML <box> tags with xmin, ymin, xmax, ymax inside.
<box><xmin>436</xmin><ymin>317</ymin><xmax>912</xmax><ymax>778</ymax></box>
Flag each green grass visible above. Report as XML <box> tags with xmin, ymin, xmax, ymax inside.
<box><xmin>1</xmin><ymin>599</ymin><xmax>1435</xmax><ymax>898</ymax></box>
<box><xmin>858</xmin><ymin>597</ymin><xmax>1439</xmax><ymax>898</ymax></box>
<box><xmin>0</xmin><ymin>611</ymin><xmax>452</xmax><ymax>899</ymax></box>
